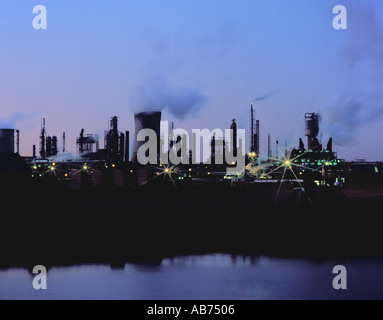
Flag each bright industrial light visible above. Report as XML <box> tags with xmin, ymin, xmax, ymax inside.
<box><xmin>112</xmin><ymin>164</ymin><xmax>116</xmax><ymax>168</ymax></box>
<box><xmin>83</xmin><ymin>166</ymin><xmax>88</xmax><ymax>170</ymax></box>
<box><xmin>50</xmin><ymin>167</ymin><xmax>55</xmax><ymax>171</ymax></box>
<box><xmin>165</xmin><ymin>168</ymin><xmax>169</xmax><ymax>173</ymax></box>
<box><xmin>325</xmin><ymin>162</ymin><xmax>329</xmax><ymax>166</ymax></box>
<box><xmin>285</xmin><ymin>160</ymin><xmax>290</xmax><ymax>166</ymax></box>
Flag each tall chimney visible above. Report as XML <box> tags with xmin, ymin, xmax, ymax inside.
<box><xmin>250</xmin><ymin>104</ymin><xmax>255</xmax><ymax>152</ymax></box>
<box><xmin>255</xmin><ymin>119</ymin><xmax>260</xmax><ymax>156</ymax></box>
<box><xmin>125</xmin><ymin>131</ymin><xmax>130</xmax><ymax>163</ymax></box>
<box><xmin>63</xmin><ymin>132</ymin><xmax>66</xmax><ymax>153</ymax></box>
<box><xmin>276</xmin><ymin>140</ymin><xmax>279</xmax><ymax>160</ymax></box>
<box><xmin>230</xmin><ymin>119</ymin><xmax>237</xmax><ymax>158</ymax></box>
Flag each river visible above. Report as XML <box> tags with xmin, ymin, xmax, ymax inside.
<box><xmin>0</xmin><ymin>255</ymin><xmax>382</xmax><ymax>300</ymax></box>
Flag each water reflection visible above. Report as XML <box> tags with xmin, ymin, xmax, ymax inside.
<box><xmin>0</xmin><ymin>255</ymin><xmax>382</xmax><ymax>300</ymax></box>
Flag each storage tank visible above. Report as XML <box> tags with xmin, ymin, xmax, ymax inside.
<box><xmin>131</xmin><ymin>112</ymin><xmax>161</xmax><ymax>163</ymax></box>
<box><xmin>0</xmin><ymin>129</ymin><xmax>15</xmax><ymax>154</ymax></box>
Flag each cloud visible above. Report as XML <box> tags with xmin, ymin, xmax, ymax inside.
<box><xmin>198</xmin><ymin>20</ymin><xmax>240</xmax><ymax>61</ymax></box>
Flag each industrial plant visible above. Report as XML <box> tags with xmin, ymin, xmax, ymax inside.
<box><xmin>0</xmin><ymin>106</ymin><xmax>382</xmax><ymax>204</ymax></box>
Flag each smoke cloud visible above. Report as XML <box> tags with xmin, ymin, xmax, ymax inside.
<box><xmin>0</xmin><ymin>113</ymin><xmax>29</xmax><ymax>129</ymax></box>
<box><xmin>129</xmin><ymin>75</ymin><xmax>207</xmax><ymax>120</ymax></box>
<box><xmin>325</xmin><ymin>1</ymin><xmax>383</xmax><ymax>146</ymax></box>
<box><xmin>325</xmin><ymin>93</ymin><xmax>383</xmax><ymax>146</ymax></box>
<box><xmin>252</xmin><ymin>91</ymin><xmax>278</xmax><ymax>103</ymax></box>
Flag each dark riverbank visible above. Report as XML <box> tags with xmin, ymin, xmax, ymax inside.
<box><xmin>1</xmin><ymin>182</ymin><xmax>383</xmax><ymax>268</ymax></box>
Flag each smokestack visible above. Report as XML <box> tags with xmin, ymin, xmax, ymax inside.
<box><xmin>125</xmin><ymin>131</ymin><xmax>130</xmax><ymax>163</ymax></box>
<box><xmin>16</xmin><ymin>130</ymin><xmax>20</xmax><ymax>154</ymax></box>
<box><xmin>0</xmin><ymin>129</ymin><xmax>15</xmax><ymax>154</ymax></box>
<box><xmin>33</xmin><ymin>145</ymin><xmax>36</xmax><ymax>158</ymax></box>
<box><xmin>131</xmin><ymin>112</ymin><xmax>162</xmax><ymax>163</ymax></box>
<box><xmin>63</xmin><ymin>132</ymin><xmax>66</xmax><ymax>153</ymax></box>
<box><xmin>250</xmin><ymin>104</ymin><xmax>255</xmax><ymax>152</ymax></box>
<box><xmin>211</xmin><ymin>135</ymin><xmax>216</xmax><ymax>164</ymax></box>
<box><xmin>276</xmin><ymin>140</ymin><xmax>279</xmax><ymax>160</ymax></box>
<box><xmin>230</xmin><ymin>119</ymin><xmax>237</xmax><ymax>157</ymax></box>
<box><xmin>255</xmin><ymin>120</ymin><xmax>260</xmax><ymax>156</ymax></box>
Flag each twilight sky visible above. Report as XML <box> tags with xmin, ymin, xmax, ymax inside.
<box><xmin>1</xmin><ymin>0</ymin><xmax>383</xmax><ymax>161</ymax></box>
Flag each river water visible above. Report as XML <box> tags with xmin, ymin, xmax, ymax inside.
<box><xmin>0</xmin><ymin>255</ymin><xmax>382</xmax><ymax>300</ymax></box>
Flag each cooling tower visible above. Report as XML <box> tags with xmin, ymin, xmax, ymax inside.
<box><xmin>0</xmin><ymin>129</ymin><xmax>15</xmax><ymax>154</ymax></box>
<box><xmin>131</xmin><ymin>112</ymin><xmax>162</xmax><ymax>163</ymax></box>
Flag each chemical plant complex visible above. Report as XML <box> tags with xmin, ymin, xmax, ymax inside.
<box><xmin>0</xmin><ymin>105</ymin><xmax>382</xmax><ymax>203</ymax></box>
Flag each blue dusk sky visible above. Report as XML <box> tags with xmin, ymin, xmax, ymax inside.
<box><xmin>1</xmin><ymin>0</ymin><xmax>383</xmax><ymax>160</ymax></box>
